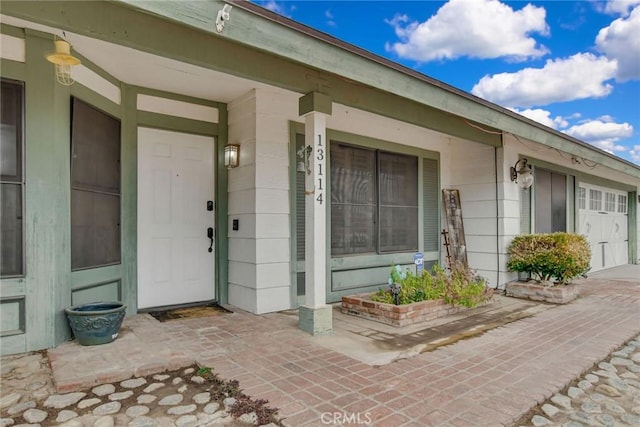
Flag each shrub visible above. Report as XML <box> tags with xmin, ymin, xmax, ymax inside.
<box><xmin>371</xmin><ymin>263</ymin><xmax>491</xmax><ymax>308</ymax></box>
<box><xmin>506</xmin><ymin>232</ymin><xmax>590</xmax><ymax>284</ymax></box>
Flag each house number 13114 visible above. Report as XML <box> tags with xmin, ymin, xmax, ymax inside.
<box><xmin>316</xmin><ymin>134</ymin><xmax>324</xmax><ymax>205</ymax></box>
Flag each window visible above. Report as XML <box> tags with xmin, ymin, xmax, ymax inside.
<box><xmin>578</xmin><ymin>187</ymin><xmax>586</xmax><ymax>210</ymax></box>
<box><xmin>1</xmin><ymin>80</ymin><xmax>24</xmax><ymax>277</ymax></box>
<box><xmin>618</xmin><ymin>194</ymin><xmax>628</xmax><ymax>214</ymax></box>
<box><xmin>589</xmin><ymin>189</ymin><xmax>602</xmax><ymax>211</ymax></box>
<box><xmin>71</xmin><ymin>98</ymin><xmax>121</xmax><ymax>270</ymax></box>
<box><xmin>605</xmin><ymin>192</ymin><xmax>616</xmax><ymax>212</ymax></box>
<box><xmin>330</xmin><ymin>142</ymin><xmax>418</xmax><ymax>255</ymax></box>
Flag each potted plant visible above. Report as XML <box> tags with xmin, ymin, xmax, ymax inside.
<box><xmin>65</xmin><ymin>301</ymin><xmax>126</xmax><ymax>346</ymax></box>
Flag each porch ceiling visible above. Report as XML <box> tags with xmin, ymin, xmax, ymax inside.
<box><xmin>1</xmin><ymin>14</ymin><xmax>271</xmax><ymax>103</ymax></box>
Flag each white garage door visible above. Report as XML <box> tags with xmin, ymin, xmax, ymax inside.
<box><xmin>578</xmin><ymin>183</ymin><xmax>629</xmax><ymax>273</ymax></box>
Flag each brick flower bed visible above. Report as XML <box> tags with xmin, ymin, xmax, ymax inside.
<box><xmin>341</xmin><ymin>294</ymin><xmax>489</xmax><ymax>327</ymax></box>
<box><xmin>505</xmin><ymin>281</ymin><xmax>579</xmax><ymax>304</ymax></box>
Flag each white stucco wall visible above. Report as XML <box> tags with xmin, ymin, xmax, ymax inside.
<box><xmin>227</xmin><ymin>88</ymin><xmax>296</xmax><ymax>314</ymax></box>
<box><xmin>226</xmin><ymin>86</ymin><xmax>638</xmax><ymax>314</ymax></box>
<box><xmin>446</xmin><ymin>141</ymin><xmax>501</xmax><ymax>287</ymax></box>
<box><xmin>227</xmin><ymin>86</ymin><xmax>503</xmax><ymax>312</ymax></box>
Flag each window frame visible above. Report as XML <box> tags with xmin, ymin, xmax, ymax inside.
<box><xmin>578</xmin><ymin>187</ymin><xmax>586</xmax><ymax>210</ymax></box>
<box><xmin>0</xmin><ymin>78</ymin><xmax>25</xmax><ymax>278</ymax></box>
<box><xmin>618</xmin><ymin>194</ymin><xmax>628</xmax><ymax>214</ymax></box>
<box><xmin>604</xmin><ymin>192</ymin><xmax>616</xmax><ymax>212</ymax></box>
<box><xmin>589</xmin><ymin>189</ymin><xmax>602</xmax><ymax>211</ymax></box>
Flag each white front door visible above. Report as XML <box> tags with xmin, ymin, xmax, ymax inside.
<box><xmin>137</xmin><ymin>127</ymin><xmax>215</xmax><ymax>309</ymax></box>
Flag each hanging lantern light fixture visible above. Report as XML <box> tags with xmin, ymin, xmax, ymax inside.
<box><xmin>46</xmin><ymin>39</ymin><xmax>81</xmax><ymax>86</ymax></box>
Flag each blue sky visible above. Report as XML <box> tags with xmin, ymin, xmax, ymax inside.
<box><xmin>254</xmin><ymin>0</ymin><xmax>640</xmax><ymax>165</ymax></box>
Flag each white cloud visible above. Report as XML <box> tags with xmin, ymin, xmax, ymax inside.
<box><xmin>471</xmin><ymin>53</ymin><xmax>617</xmax><ymax>108</ymax></box>
<box><xmin>629</xmin><ymin>145</ymin><xmax>640</xmax><ymax>163</ymax></box>
<box><xmin>260</xmin><ymin>1</ymin><xmax>291</xmax><ymax>18</ymax></box>
<box><xmin>510</xmin><ymin>108</ymin><xmax>567</xmax><ymax>129</ymax></box>
<box><xmin>596</xmin><ymin>6</ymin><xmax>640</xmax><ymax>81</ymax></box>
<box><xmin>325</xmin><ymin>9</ymin><xmax>336</xmax><ymax>27</ymax></box>
<box><xmin>385</xmin><ymin>0</ymin><xmax>549</xmax><ymax>62</ymax></box>
<box><xmin>604</xmin><ymin>0</ymin><xmax>640</xmax><ymax>16</ymax></box>
<box><xmin>563</xmin><ymin>119</ymin><xmax>633</xmax><ymax>154</ymax></box>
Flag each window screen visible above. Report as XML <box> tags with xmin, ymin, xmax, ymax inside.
<box><xmin>330</xmin><ymin>143</ymin><xmax>376</xmax><ymax>255</ymax></box>
<box><xmin>1</xmin><ymin>80</ymin><xmax>24</xmax><ymax>277</ymax></box>
<box><xmin>378</xmin><ymin>152</ymin><xmax>418</xmax><ymax>252</ymax></box>
<box><xmin>71</xmin><ymin>98</ymin><xmax>121</xmax><ymax>270</ymax></box>
<box><xmin>330</xmin><ymin>143</ymin><xmax>419</xmax><ymax>255</ymax></box>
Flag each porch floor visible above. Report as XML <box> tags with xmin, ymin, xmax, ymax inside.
<box><xmin>47</xmin><ymin>265</ymin><xmax>640</xmax><ymax>426</ymax></box>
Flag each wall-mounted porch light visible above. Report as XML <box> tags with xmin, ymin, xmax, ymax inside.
<box><xmin>224</xmin><ymin>144</ymin><xmax>240</xmax><ymax>169</ymax></box>
<box><xmin>216</xmin><ymin>4</ymin><xmax>232</xmax><ymax>33</ymax></box>
<box><xmin>46</xmin><ymin>39</ymin><xmax>81</xmax><ymax>86</ymax></box>
<box><xmin>510</xmin><ymin>158</ymin><xmax>534</xmax><ymax>189</ymax></box>
<box><xmin>296</xmin><ymin>145</ymin><xmax>312</xmax><ymax>174</ymax></box>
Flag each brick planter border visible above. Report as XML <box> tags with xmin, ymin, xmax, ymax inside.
<box><xmin>341</xmin><ymin>293</ymin><xmax>490</xmax><ymax>327</ymax></box>
<box><xmin>505</xmin><ymin>281</ymin><xmax>579</xmax><ymax>304</ymax></box>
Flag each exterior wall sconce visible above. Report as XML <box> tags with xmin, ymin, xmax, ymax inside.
<box><xmin>46</xmin><ymin>39</ymin><xmax>81</xmax><ymax>86</ymax></box>
<box><xmin>296</xmin><ymin>145</ymin><xmax>312</xmax><ymax>174</ymax></box>
<box><xmin>216</xmin><ymin>4</ymin><xmax>232</xmax><ymax>33</ymax></box>
<box><xmin>224</xmin><ymin>144</ymin><xmax>240</xmax><ymax>169</ymax></box>
<box><xmin>510</xmin><ymin>158</ymin><xmax>534</xmax><ymax>189</ymax></box>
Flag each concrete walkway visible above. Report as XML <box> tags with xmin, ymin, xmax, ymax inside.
<box><xmin>45</xmin><ymin>266</ymin><xmax>640</xmax><ymax>426</ymax></box>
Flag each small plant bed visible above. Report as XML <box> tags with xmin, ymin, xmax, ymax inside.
<box><xmin>505</xmin><ymin>232</ymin><xmax>590</xmax><ymax>304</ymax></box>
<box><xmin>505</xmin><ymin>281</ymin><xmax>580</xmax><ymax>304</ymax></box>
<box><xmin>342</xmin><ymin>264</ymin><xmax>494</xmax><ymax>327</ymax></box>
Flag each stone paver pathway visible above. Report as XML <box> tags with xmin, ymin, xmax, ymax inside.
<box><xmin>1</xmin><ymin>356</ymin><xmax>278</xmax><ymax>427</ymax></box>
<box><xmin>1</xmin><ymin>274</ymin><xmax>638</xmax><ymax>426</ymax></box>
<box><xmin>516</xmin><ymin>334</ymin><xmax>640</xmax><ymax>427</ymax></box>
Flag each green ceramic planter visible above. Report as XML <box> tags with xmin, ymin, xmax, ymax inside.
<box><xmin>65</xmin><ymin>301</ymin><xmax>126</xmax><ymax>346</ymax></box>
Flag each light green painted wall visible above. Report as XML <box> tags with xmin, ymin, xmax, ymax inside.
<box><xmin>0</xmin><ymin>22</ymin><xmax>230</xmax><ymax>354</ymax></box>
<box><xmin>24</xmin><ymin>29</ymin><xmax>72</xmax><ymax>349</ymax></box>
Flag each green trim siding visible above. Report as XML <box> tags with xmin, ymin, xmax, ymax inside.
<box><xmin>24</xmin><ymin>31</ymin><xmax>73</xmax><ymax>349</ymax></box>
<box><xmin>134</xmin><ymin>86</ymin><xmax>224</xmax><ymax>110</ymax></box>
<box><xmin>119</xmin><ymin>83</ymin><xmax>138</xmax><ymax>316</ymax></box>
<box><xmin>1</xmin><ymin>23</ymin><xmax>25</xmax><ymax>38</ymax></box>
<box><xmin>1</xmin><ymin>0</ymin><xmax>501</xmax><ymax>148</ymax></box>
<box><xmin>215</xmin><ymin>104</ymin><xmax>230</xmax><ymax>305</ymax></box>
<box><xmin>137</xmin><ymin>111</ymin><xmax>218</xmax><ymax>136</ymax></box>
<box><xmin>0</xmin><ymin>59</ymin><xmax>25</xmax><ymax>80</ymax></box>
<box><xmin>299</xmin><ymin>92</ymin><xmax>332</xmax><ymax>116</ymax></box>
<box><xmin>629</xmin><ymin>192</ymin><xmax>638</xmax><ymax>264</ymax></box>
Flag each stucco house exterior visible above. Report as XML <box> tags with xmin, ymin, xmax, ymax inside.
<box><xmin>1</xmin><ymin>1</ymin><xmax>638</xmax><ymax>355</ymax></box>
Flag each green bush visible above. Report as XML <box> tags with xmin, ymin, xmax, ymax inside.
<box><xmin>506</xmin><ymin>232</ymin><xmax>590</xmax><ymax>284</ymax></box>
<box><xmin>371</xmin><ymin>263</ymin><xmax>491</xmax><ymax>308</ymax></box>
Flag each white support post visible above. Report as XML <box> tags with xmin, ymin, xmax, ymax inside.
<box><xmin>298</xmin><ymin>111</ymin><xmax>332</xmax><ymax>335</ymax></box>
<box><xmin>305</xmin><ymin>112</ymin><xmax>327</xmax><ymax>307</ymax></box>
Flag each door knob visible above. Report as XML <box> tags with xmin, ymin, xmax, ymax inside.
<box><xmin>207</xmin><ymin>227</ymin><xmax>214</xmax><ymax>252</ymax></box>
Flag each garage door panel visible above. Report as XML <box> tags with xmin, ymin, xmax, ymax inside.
<box><xmin>578</xmin><ymin>183</ymin><xmax>629</xmax><ymax>273</ymax></box>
